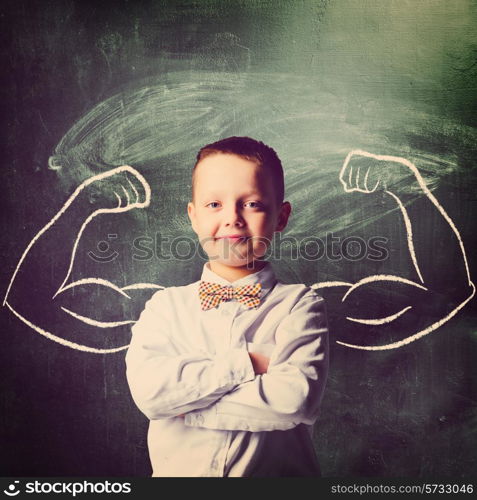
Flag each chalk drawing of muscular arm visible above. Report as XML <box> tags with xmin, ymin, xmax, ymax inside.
<box><xmin>3</xmin><ymin>166</ymin><xmax>160</xmax><ymax>354</ymax></box>
<box><xmin>4</xmin><ymin>151</ymin><xmax>474</xmax><ymax>354</ymax></box>
<box><xmin>313</xmin><ymin>150</ymin><xmax>475</xmax><ymax>351</ymax></box>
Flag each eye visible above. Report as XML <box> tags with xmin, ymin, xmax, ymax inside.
<box><xmin>244</xmin><ymin>201</ymin><xmax>262</xmax><ymax>209</ymax></box>
<box><xmin>206</xmin><ymin>201</ymin><xmax>221</xmax><ymax>208</ymax></box>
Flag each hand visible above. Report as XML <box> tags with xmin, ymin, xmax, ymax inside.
<box><xmin>249</xmin><ymin>351</ymin><xmax>270</xmax><ymax>375</ymax></box>
<box><xmin>80</xmin><ymin>165</ymin><xmax>151</xmax><ymax>213</ymax></box>
<box><xmin>339</xmin><ymin>150</ymin><xmax>415</xmax><ymax>194</ymax></box>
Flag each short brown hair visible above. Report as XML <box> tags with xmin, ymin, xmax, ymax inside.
<box><xmin>191</xmin><ymin>136</ymin><xmax>284</xmax><ymax>205</ymax></box>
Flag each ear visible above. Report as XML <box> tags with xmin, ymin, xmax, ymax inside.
<box><xmin>187</xmin><ymin>201</ymin><xmax>198</xmax><ymax>234</ymax></box>
<box><xmin>275</xmin><ymin>201</ymin><xmax>291</xmax><ymax>232</ymax></box>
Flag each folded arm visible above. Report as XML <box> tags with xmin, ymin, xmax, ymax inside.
<box><xmin>125</xmin><ymin>293</ymin><xmax>256</xmax><ymax>420</ymax></box>
<box><xmin>184</xmin><ymin>291</ymin><xmax>329</xmax><ymax>432</ymax></box>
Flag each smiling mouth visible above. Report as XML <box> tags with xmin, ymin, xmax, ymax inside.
<box><xmin>216</xmin><ymin>236</ymin><xmax>248</xmax><ymax>242</ymax></box>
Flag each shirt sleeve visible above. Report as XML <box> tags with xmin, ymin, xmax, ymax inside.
<box><xmin>125</xmin><ymin>292</ymin><xmax>255</xmax><ymax>420</ymax></box>
<box><xmin>184</xmin><ymin>290</ymin><xmax>329</xmax><ymax>432</ymax></box>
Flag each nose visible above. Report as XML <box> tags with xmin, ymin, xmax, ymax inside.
<box><xmin>224</xmin><ymin>204</ymin><xmax>244</xmax><ymax>227</ymax></box>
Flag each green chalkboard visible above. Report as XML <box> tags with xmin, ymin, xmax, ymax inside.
<box><xmin>1</xmin><ymin>0</ymin><xmax>476</xmax><ymax>477</ymax></box>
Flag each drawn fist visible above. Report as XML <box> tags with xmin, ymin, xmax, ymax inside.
<box><xmin>339</xmin><ymin>150</ymin><xmax>415</xmax><ymax>194</ymax></box>
<box><xmin>81</xmin><ymin>165</ymin><xmax>151</xmax><ymax>213</ymax></box>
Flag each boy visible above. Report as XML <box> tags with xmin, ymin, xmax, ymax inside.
<box><xmin>125</xmin><ymin>136</ymin><xmax>329</xmax><ymax>477</ymax></box>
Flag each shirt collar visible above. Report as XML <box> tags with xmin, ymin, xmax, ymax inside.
<box><xmin>200</xmin><ymin>261</ymin><xmax>277</xmax><ymax>300</ymax></box>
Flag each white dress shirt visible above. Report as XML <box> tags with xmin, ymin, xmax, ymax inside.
<box><xmin>125</xmin><ymin>261</ymin><xmax>329</xmax><ymax>477</ymax></box>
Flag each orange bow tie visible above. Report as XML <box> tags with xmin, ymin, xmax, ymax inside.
<box><xmin>199</xmin><ymin>281</ymin><xmax>262</xmax><ymax>311</ymax></box>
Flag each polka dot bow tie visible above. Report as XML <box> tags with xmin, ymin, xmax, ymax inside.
<box><xmin>199</xmin><ymin>281</ymin><xmax>262</xmax><ymax>311</ymax></box>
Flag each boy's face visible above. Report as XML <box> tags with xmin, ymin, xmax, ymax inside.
<box><xmin>187</xmin><ymin>153</ymin><xmax>291</xmax><ymax>273</ymax></box>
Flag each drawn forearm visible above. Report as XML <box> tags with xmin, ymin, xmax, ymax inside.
<box><xmin>4</xmin><ymin>192</ymin><xmax>97</xmax><ymax>308</ymax></box>
<box><xmin>6</xmin><ymin>165</ymin><xmax>151</xmax><ymax>310</ymax></box>
<box><xmin>385</xmin><ymin>185</ymin><xmax>471</xmax><ymax>294</ymax></box>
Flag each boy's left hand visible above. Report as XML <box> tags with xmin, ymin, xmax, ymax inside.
<box><xmin>249</xmin><ymin>352</ymin><xmax>270</xmax><ymax>375</ymax></box>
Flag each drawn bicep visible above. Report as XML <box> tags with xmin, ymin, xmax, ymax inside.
<box><xmin>53</xmin><ymin>279</ymin><xmax>163</xmax><ymax>324</ymax></box>
<box><xmin>322</xmin><ymin>274</ymin><xmax>473</xmax><ymax>351</ymax></box>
